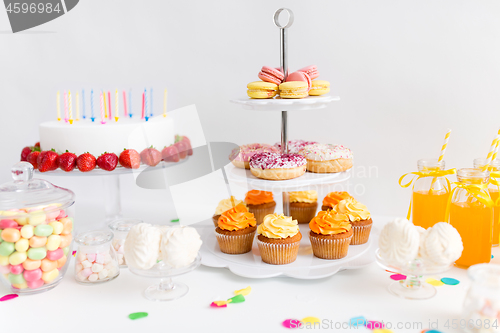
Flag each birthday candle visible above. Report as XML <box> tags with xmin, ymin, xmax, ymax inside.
<box><xmin>141</xmin><ymin>91</ymin><xmax>145</xmax><ymax>119</ymax></box>
<box><xmin>144</xmin><ymin>89</ymin><xmax>149</xmax><ymax>121</ymax></box>
<box><xmin>163</xmin><ymin>88</ymin><xmax>167</xmax><ymax>117</ymax></box>
<box><xmin>57</xmin><ymin>91</ymin><xmax>61</xmax><ymax>121</ymax></box>
<box><xmin>108</xmin><ymin>91</ymin><xmax>112</xmax><ymax>120</ymax></box>
<box><xmin>150</xmin><ymin>88</ymin><xmax>153</xmax><ymax>117</ymax></box>
<box><xmin>64</xmin><ymin>91</ymin><xmax>68</xmax><ymax>122</ymax></box>
<box><xmin>75</xmin><ymin>92</ymin><xmax>80</xmax><ymax>121</ymax></box>
<box><xmin>100</xmin><ymin>92</ymin><xmax>106</xmax><ymax>124</ymax></box>
<box><xmin>123</xmin><ymin>91</ymin><xmax>127</xmax><ymax>117</ymax></box>
<box><xmin>82</xmin><ymin>90</ymin><xmax>86</xmax><ymax>119</ymax></box>
<box><xmin>115</xmin><ymin>89</ymin><xmax>119</xmax><ymax>122</ymax></box>
<box><xmin>129</xmin><ymin>90</ymin><xmax>132</xmax><ymax>118</ymax></box>
<box><xmin>103</xmin><ymin>91</ymin><xmax>108</xmax><ymax>118</ymax></box>
<box><xmin>91</xmin><ymin>89</ymin><xmax>95</xmax><ymax>122</ymax></box>
<box><xmin>68</xmin><ymin>91</ymin><xmax>73</xmax><ymax>124</ymax></box>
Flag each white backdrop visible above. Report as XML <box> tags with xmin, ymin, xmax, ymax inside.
<box><xmin>1</xmin><ymin>0</ymin><xmax>500</xmax><ymax>223</ymax></box>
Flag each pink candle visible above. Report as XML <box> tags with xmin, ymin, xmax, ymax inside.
<box><xmin>107</xmin><ymin>91</ymin><xmax>112</xmax><ymax>120</ymax></box>
<box><xmin>123</xmin><ymin>91</ymin><xmax>127</xmax><ymax>117</ymax></box>
<box><xmin>100</xmin><ymin>93</ymin><xmax>106</xmax><ymax>124</ymax></box>
<box><xmin>141</xmin><ymin>92</ymin><xmax>145</xmax><ymax>119</ymax></box>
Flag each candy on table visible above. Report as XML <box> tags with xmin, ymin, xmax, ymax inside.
<box><xmin>112</xmin><ymin>239</ymin><xmax>126</xmax><ymax>266</ymax></box>
<box><xmin>75</xmin><ymin>250</ymin><xmax>118</xmax><ymax>283</ymax></box>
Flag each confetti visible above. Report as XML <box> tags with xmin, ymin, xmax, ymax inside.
<box><xmin>72</xmin><ymin>251</ymin><xmax>76</xmax><ymax>257</ymax></box>
<box><xmin>350</xmin><ymin>316</ymin><xmax>367</xmax><ymax>327</ymax></box>
<box><xmin>234</xmin><ymin>286</ymin><xmax>251</xmax><ymax>296</ymax></box>
<box><xmin>441</xmin><ymin>278</ymin><xmax>460</xmax><ymax>286</ymax></box>
<box><xmin>210</xmin><ymin>301</ymin><xmax>228</xmax><ymax>308</ymax></box>
<box><xmin>0</xmin><ymin>294</ymin><xmax>18</xmax><ymax>302</ymax></box>
<box><xmin>128</xmin><ymin>312</ymin><xmax>148</xmax><ymax>320</ymax></box>
<box><xmin>228</xmin><ymin>294</ymin><xmax>245</xmax><ymax>303</ymax></box>
<box><xmin>425</xmin><ymin>278</ymin><xmax>444</xmax><ymax>287</ymax></box>
<box><xmin>366</xmin><ymin>321</ymin><xmax>385</xmax><ymax>329</ymax></box>
<box><xmin>390</xmin><ymin>274</ymin><xmax>407</xmax><ymax>281</ymax></box>
<box><xmin>282</xmin><ymin>319</ymin><xmax>302</xmax><ymax>329</ymax></box>
<box><xmin>492</xmin><ymin>255</ymin><xmax>495</xmax><ymax>259</ymax></box>
<box><xmin>170</xmin><ymin>219</ymin><xmax>179</xmax><ymax>223</ymax></box>
<box><xmin>422</xmin><ymin>330</ymin><xmax>443</xmax><ymax>333</ymax></box>
<box><xmin>374</xmin><ymin>330</ymin><xmax>393</xmax><ymax>333</ymax></box>
<box><xmin>301</xmin><ymin>317</ymin><xmax>320</xmax><ymax>324</ymax></box>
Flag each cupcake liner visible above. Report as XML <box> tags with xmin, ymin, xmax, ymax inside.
<box><xmin>351</xmin><ymin>223</ymin><xmax>372</xmax><ymax>245</ymax></box>
<box><xmin>290</xmin><ymin>204</ymin><xmax>317</xmax><ymax>224</ymax></box>
<box><xmin>215</xmin><ymin>230</ymin><xmax>255</xmax><ymax>254</ymax></box>
<box><xmin>256</xmin><ymin>238</ymin><xmax>300</xmax><ymax>265</ymax></box>
<box><xmin>309</xmin><ymin>234</ymin><xmax>352</xmax><ymax>259</ymax></box>
<box><xmin>248</xmin><ymin>204</ymin><xmax>276</xmax><ymax>225</ymax></box>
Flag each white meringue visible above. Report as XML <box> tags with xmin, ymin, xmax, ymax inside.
<box><xmin>378</xmin><ymin>218</ymin><xmax>420</xmax><ymax>265</ymax></box>
<box><xmin>160</xmin><ymin>226</ymin><xmax>202</xmax><ymax>268</ymax></box>
<box><xmin>124</xmin><ymin>223</ymin><xmax>161</xmax><ymax>270</ymax></box>
<box><xmin>419</xmin><ymin>222</ymin><xmax>463</xmax><ymax>266</ymax></box>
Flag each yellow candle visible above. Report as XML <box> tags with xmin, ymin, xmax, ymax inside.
<box><xmin>68</xmin><ymin>91</ymin><xmax>73</xmax><ymax>124</ymax></box>
<box><xmin>57</xmin><ymin>91</ymin><xmax>61</xmax><ymax>121</ymax></box>
<box><xmin>103</xmin><ymin>92</ymin><xmax>108</xmax><ymax>118</ymax></box>
<box><xmin>115</xmin><ymin>89</ymin><xmax>119</xmax><ymax>122</ymax></box>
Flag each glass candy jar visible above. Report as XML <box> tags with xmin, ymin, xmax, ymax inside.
<box><xmin>108</xmin><ymin>219</ymin><xmax>142</xmax><ymax>267</ymax></box>
<box><xmin>0</xmin><ymin>162</ymin><xmax>75</xmax><ymax>294</ymax></box>
<box><xmin>74</xmin><ymin>230</ymin><xmax>120</xmax><ymax>284</ymax></box>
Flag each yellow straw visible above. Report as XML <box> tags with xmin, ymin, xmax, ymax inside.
<box><xmin>68</xmin><ymin>91</ymin><xmax>73</xmax><ymax>124</ymax></box>
<box><xmin>484</xmin><ymin>130</ymin><xmax>500</xmax><ymax>171</ymax></box>
<box><xmin>115</xmin><ymin>89</ymin><xmax>119</xmax><ymax>122</ymax></box>
<box><xmin>76</xmin><ymin>92</ymin><xmax>80</xmax><ymax>121</ymax></box>
<box><xmin>163</xmin><ymin>88</ymin><xmax>167</xmax><ymax>117</ymax></box>
<box><xmin>438</xmin><ymin>129</ymin><xmax>451</xmax><ymax>163</ymax></box>
<box><xmin>57</xmin><ymin>91</ymin><xmax>61</xmax><ymax>121</ymax></box>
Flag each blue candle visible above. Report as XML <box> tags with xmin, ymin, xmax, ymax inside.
<box><xmin>90</xmin><ymin>89</ymin><xmax>95</xmax><ymax>122</ymax></box>
<box><xmin>144</xmin><ymin>89</ymin><xmax>149</xmax><ymax>121</ymax></box>
<box><xmin>82</xmin><ymin>89</ymin><xmax>86</xmax><ymax>119</ymax></box>
<box><xmin>129</xmin><ymin>90</ymin><xmax>132</xmax><ymax>118</ymax></box>
<box><xmin>150</xmin><ymin>88</ymin><xmax>153</xmax><ymax>117</ymax></box>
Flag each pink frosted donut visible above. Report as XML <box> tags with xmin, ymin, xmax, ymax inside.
<box><xmin>274</xmin><ymin>140</ymin><xmax>318</xmax><ymax>154</ymax></box>
<box><xmin>229</xmin><ymin>143</ymin><xmax>279</xmax><ymax>169</ymax></box>
<box><xmin>249</xmin><ymin>152</ymin><xmax>306</xmax><ymax>180</ymax></box>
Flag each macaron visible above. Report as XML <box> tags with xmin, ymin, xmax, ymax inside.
<box><xmin>258</xmin><ymin>66</ymin><xmax>284</xmax><ymax>85</ymax></box>
<box><xmin>285</xmin><ymin>71</ymin><xmax>312</xmax><ymax>91</ymax></box>
<box><xmin>247</xmin><ymin>81</ymin><xmax>278</xmax><ymax>99</ymax></box>
<box><xmin>298</xmin><ymin>65</ymin><xmax>319</xmax><ymax>80</ymax></box>
<box><xmin>279</xmin><ymin>81</ymin><xmax>308</xmax><ymax>99</ymax></box>
<box><xmin>309</xmin><ymin>80</ymin><xmax>330</xmax><ymax>96</ymax></box>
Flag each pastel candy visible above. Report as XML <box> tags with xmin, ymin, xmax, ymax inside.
<box><xmin>0</xmin><ymin>220</ymin><xmax>18</xmax><ymax>229</ymax></box>
<box><xmin>56</xmin><ymin>210</ymin><xmax>66</xmax><ymax>220</ymax></box>
<box><xmin>27</xmin><ymin>279</ymin><xmax>44</xmax><ymax>289</ymax></box>
<box><xmin>46</xmin><ymin>235</ymin><xmax>61</xmax><ymax>251</ymax></box>
<box><xmin>29</xmin><ymin>236</ymin><xmax>47</xmax><ymax>248</ymax></box>
<box><xmin>0</xmin><ymin>264</ymin><xmax>10</xmax><ymax>274</ymax></box>
<box><xmin>41</xmin><ymin>268</ymin><xmax>59</xmax><ymax>283</ymax></box>
<box><xmin>81</xmin><ymin>268</ymin><xmax>92</xmax><ymax>278</ymax></box>
<box><xmin>91</xmin><ymin>263</ymin><xmax>103</xmax><ymax>273</ymax></box>
<box><xmin>41</xmin><ymin>259</ymin><xmax>57</xmax><ymax>272</ymax></box>
<box><xmin>49</xmin><ymin>222</ymin><xmax>63</xmax><ymax>235</ymax></box>
<box><xmin>20</xmin><ymin>225</ymin><xmax>34</xmax><ymax>239</ymax></box>
<box><xmin>13</xmin><ymin>211</ymin><xmax>28</xmax><ymax>226</ymax></box>
<box><xmin>46</xmin><ymin>249</ymin><xmax>63</xmax><ymax>261</ymax></box>
<box><xmin>62</xmin><ymin>246</ymin><xmax>70</xmax><ymax>256</ymax></box>
<box><xmin>23</xmin><ymin>268</ymin><xmax>42</xmax><ymax>282</ymax></box>
<box><xmin>2</xmin><ymin>228</ymin><xmax>21</xmax><ymax>243</ymax></box>
<box><xmin>81</xmin><ymin>260</ymin><xmax>92</xmax><ymax>269</ymax></box>
<box><xmin>0</xmin><ymin>255</ymin><xmax>9</xmax><ymax>266</ymax></box>
<box><xmin>86</xmin><ymin>253</ymin><xmax>96</xmax><ymax>262</ymax></box>
<box><xmin>44</xmin><ymin>206</ymin><xmax>60</xmax><ymax>220</ymax></box>
<box><xmin>12</xmin><ymin>282</ymin><xmax>28</xmax><ymax>289</ymax></box>
<box><xmin>28</xmin><ymin>213</ymin><xmax>46</xmax><ymax>226</ymax></box>
<box><xmin>95</xmin><ymin>254</ymin><xmax>104</xmax><ymax>264</ymax></box>
<box><xmin>15</xmin><ymin>238</ymin><xmax>29</xmax><ymax>252</ymax></box>
<box><xmin>75</xmin><ymin>263</ymin><xmax>83</xmax><ymax>273</ymax></box>
<box><xmin>8</xmin><ymin>273</ymin><xmax>25</xmax><ymax>285</ymax></box>
<box><xmin>9</xmin><ymin>264</ymin><xmax>23</xmax><ymax>275</ymax></box>
<box><xmin>56</xmin><ymin>255</ymin><xmax>67</xmax><ymax>269</ymax></box>
<box><xmin>98</xmin><ymin>268</ymin><xmax>109</xmax><ymax>280</ymax></box>
<box><xmin>0</xmin><ymin>242</ymin><xmax>15</xmax><ymax>257</ymax></box>
<box><xmin>34</xmin><ymin>225</ymin><xmax>53</xmax><ymax>237</ymax></box>
<box><xmin>27</xmin><ymin>247</ymin><xmax>47</xmax><ymax>260</ymax></box>
<box><xmin>22</xmin><ymin>259</ymin><xmax>41</xmax><ymax>270</ymax></box>
<box><xmin>9</xmin><ymin>252</ymin><xmax>27</xmax><ymax>265</ymax></box>
<box><xmin>117</xmin><ymin>245</ymin><xmax>125</xmax><ymax>255</ymax></box>
<box><xmin>88</xmin><ymin>273</ymin><xmax>98</xmax><ymax>282</ymax></box>
<box><xmin>59</xmin><ymin>235</ymin><xmax>72</xmax><ymax>248</ymax></box>
<box><xmin>59</xmin><ymin>218</ymin><xmax>73</xmax><ymax>235</ymax></box>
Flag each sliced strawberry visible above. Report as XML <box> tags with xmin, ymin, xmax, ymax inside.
<box><xmin>58</xmin><ymin>151</ymin><xmax>77</xmax><ymax>172</ymax></box>
<box><xmin>140</xmin><ymin>147</ymin><xmax>162</xmax><ymax>167</ymax></box>
<box><xmin>97</xmin><ymin>152</ymin><xmax>118</xmax><ymax>171</ymax></box>
<box><xmin>26</xmin><ymin>151</ymin><xmax>41</xmax><ymax>169</ymax></box>
<box><xmin>37</xmin><ymin>150</ymin><xmax>59</xmax><ymax>172</ymax></box>
<box><xmin>161</xmin><ymin>145</ymin><xmax>180</xmax><ymax>162</ymax></box>
<box><xmin>21</xmin><ymin>146</ymin><xmax>33</xmax><ymax>161</ymax></box>
<box><xmin>175</xmin><ymin>135</ymin><xmax>193</xmax><ymax>156</ymax></box>
<box><xmin>77</xmin><ymin>153</ymin><xmax>96</xmax><ymax>172</ymax></box>
<box><xmin>119</xmin><ymin>149</ymin><xmax>141</xmax><ymax>169</ymax></box>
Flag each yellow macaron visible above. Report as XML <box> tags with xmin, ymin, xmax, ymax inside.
<box><xmin>309</xmin><ymin>80</ymin><xmax>330</xmax><ymax>96</ymax></box>
<box><xmin>279</xmin><ymin>81</ymin><xmax>308</xmax><ymax>99</ymax></box>
<box><xmin>247</xmin><ymin>81</ymin><xmax>278</xmax><ymax>99</ymax></box>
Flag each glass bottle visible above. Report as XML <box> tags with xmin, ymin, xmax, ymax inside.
<box><xmin>411</xmin><ymin>159</ymin><xmax>450</xmax><ymax>229</ymax></box>
<box><xmin>108</xmin><ymin>218</ymin><xmax>142</xmax><ymax>267</ymax></box>
<box><xmin>474</xmin><ymin>158</ymin><xmax>500</xmax><ymax>247</ymax></box>
<box><xmin>449</xmin><ymin>168</ymin><xmax>493</xmax><ymax>268</ymax></box>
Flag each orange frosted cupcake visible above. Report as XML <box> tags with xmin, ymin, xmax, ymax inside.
<box><xmin>309</xmin><ymin>210</ymin><xmax>353</xmax><ymax>259</ymax></box>
<box><xmin>245</xmin><ymin>190</ymin><xmax>276</xmax><ymax>225</ymax></box>
<box><xmin>334</xmin><ymin>198</ymin><xmax>372</xmax><ymax>245</ymax></box>
<box><xmin>212</xmin><ymin>196</ymin><xmax>246</xmax><ymax>227</ymax></box>
<box><xmin>256</xmin><ymin>213</ymin><xmax>302</xmax><ymax>265</ymax></box>
<box><xmin>289</xmin><ymin>190</ymin><xmax>318</xmax><ymax>224</ymax></box>
<box><xmin>215</xmin><ymin>203</ymin><xmax>257</xmax><ymax>254</ymax></box>
<box><xmin>322</xmin><ymin>191</ymin><xmax>353</xmax><ymax>211</ymax></box>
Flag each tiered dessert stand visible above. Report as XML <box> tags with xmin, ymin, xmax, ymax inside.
<box><xmin>197</xmin><ymin>8</ymin><xmax>377</xmax><ymax>279</ymax></box>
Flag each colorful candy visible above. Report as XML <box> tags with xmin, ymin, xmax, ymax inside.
<box><xmin>23</xmin><ymin>268</ymin><xmax>42</xmax><ymax>282</ymax></box>
<box><xmin>20</xmin><ymin>225</ymin><xmax>34</xmax><ymax>239</ymax></box>
<box><xmin>46</xmin><ymin>235</ymin><xmax>61</xmax><ymax>251</ymax></box>
<box><xmin>46</xmin><ymin>248</ymin><xmax>63</xmax><ymax>261</ymax></box>
<box><xmin>75</xmin><ymin>249</ymin><xmax>119</xmax><ymax>283</ymax></box>
<box><xmin>49</xmin><ymin>221</ymin><xmax>63</xmax><ymax>235</ymax></box>
<box><xmin>22</xmin><ymin>259</ymin><xmax>41</xmax><ymax>270</ymax></box>
<box><xmin>0</xmin><ymin>220</ymin><xmax>18</xmax><ymax>229</ymax></box>
<box><xmin>2</xmin><ymin>228</ymin><xmax>21</xmax><ymax>243</ymax></box>
<box><xmin>28</xmin><ymin>213</ymin><xmax>46</xmax><ymax>226</ymax></box>
<box><xmin>15</xmin><ymin>238</ymin><xmax>29</xmax><ymax>252</ymax></box>
<box><xmin>40</xmin><ymin>258</ymin><xmax>57</xmax><ymax>272</ymax></box>
<box><xmin>34</xmin><ymin>225</ymin><xmax>53</xmax><ymax>237</ymax></box>
<box><xmin>0</xmin><ymin>242</ymin><xmax>15</xmax><ymax>256</ymax></box>
<box><xmin>9</xmin><ymin>252</ymin><xmax>27</xmax><ymax>266</ymax></box>
<box><xmin>41</xmin><ymin>268</ymin><xmax>59</xmax><ymax>283</ymax></box>
<box><xmin>29</xmin><ymin>236</ymin><xmax>47</xmax><ymax>248</ymax></box>
<box><xmin>27</xmin><ymin>247</ymin><xmax>47</xmax><ymax>260</ymax></box>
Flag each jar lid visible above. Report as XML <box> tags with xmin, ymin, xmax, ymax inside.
<box><xmin>75</xmin><ymin>230</ymin><xmax>114</xmax><ymax>246</ymax></box>
<box><xmin>0</xmin><ymin>162</ymin><xmax>75</xmax><ymax>215</ymax></box>
<box><xmin>468</xmin><ymin>264</ymin><xmax>500</xmax><ymax>287</ymax></box>
<box><xmin>108</xmin><ymin>218</ymin><xmax>143</xmax><ymax>232</ymax></box>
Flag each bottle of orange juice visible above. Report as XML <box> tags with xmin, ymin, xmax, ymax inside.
<box><xmin>411</xmin><ymin>159</ymin><xmax>451</xmax><ymax>229</ymax></box>
<box><xmin>449</xmin><ymin>168</ymin><xmax>493</xmax><ymax>268</ymax></box>
<box><xmin>474</xmin><ymin>158</ymin><xmax>500</xmax><ymax>247</ymax></box>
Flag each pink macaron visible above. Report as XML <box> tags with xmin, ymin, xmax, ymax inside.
<box><xmin>258</xmin><ymin>66</ymin><xmax>284</xmax><ymax>85</ymax></box>
<box><xmin>285</xmin><ymin>71</ymin><xmax>312</xmax><ymax>91</ymax></box>
<box><xmin>298</xmin><ymin>65</ymin><xmax>319</xmax><ymax>80</ymax></box>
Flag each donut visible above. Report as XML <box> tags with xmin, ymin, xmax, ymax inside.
<box><xmin>298</xmin><ymin>144</ymin><xmax>353</xmax><ymax>173</ymax></box>
<box><xmin>274</xmin><ymin>140</ymin><xmax>318</xmax><ymax>154</ymax></box>
<box><xmin>249</xmin><ymin>152</ymin><xmax>307</xmax><ymax>180</ymax></box>
<box><xmin>228</xmin><ymin>143</ymin><xmax>278</xmax><ymax>169</ymax></box>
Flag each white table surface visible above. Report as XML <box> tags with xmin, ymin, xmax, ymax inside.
<box><xmin>0</xmin><ymin>214</ymin><xmax>492</xmax><ymax>333</ymax></box>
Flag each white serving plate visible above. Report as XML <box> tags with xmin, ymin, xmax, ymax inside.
<box><xmin>230</xmin><ymin>95</ymin><xmax>340</xmax><ymax>111</ymax></box>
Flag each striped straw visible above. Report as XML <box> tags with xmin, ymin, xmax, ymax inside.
<box><xmin>438</xmin><ymin>129</ymin><xmax>451</xmax><ymax>163</ymax></box>
<box><xmin>483</xmin><ymin>130</ymin><xmax>500</xmax><ymax>171</ymax></box>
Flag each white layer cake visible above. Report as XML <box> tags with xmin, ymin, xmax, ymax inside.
<box><xmin>39</xmin><ymin>116</ymin><xmax>174</xmax><ymax>156</ymax></box>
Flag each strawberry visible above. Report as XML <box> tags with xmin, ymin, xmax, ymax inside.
<box><xmin>58</xmin><ymin>151</ymin><xmax>77</xmax><ymax>172</ymax></box>
<box><xmin>173</xmin><ymin>141</ymin><xmax>188</xmax><ymax>159</ymax></box>
<box><xmin>140</xmin><ymin>146</ymin><xmax>162</xmax><ymax>167</ymax></box>
<box><xmin>175</xmin><ymin>135</ymin><xmax>193</xmax><ymax>156</ymax></box>
<box><xmin>37</xmin><ymin>150</ymin><xmax>59</xmax><ymax>172</ymax></box>
<box><xmin>77</xmin><ymin>153</ymin><xmax>96</xmax><ymax>172</ymax></box>
<box><xmin>34</xmin><ymin>142</ymin><xmax>40</xmax><ymax>150</ymax></box>
<box><xmin>21</xmin><ymin>146</ymin><xmax>33</xmax><ymax>161</ymax></box>
<box><xmin>26</xmin><ymin>151</ymin><xmax>40</xmax><ymax>169</ymax></box>
<box><xmin>161</xmin><ymin>145</ymin><xmax>180</xmax><ymax>162</ymax></box>
<box><xmin>97</xmin><ymin>152</ymin><xmax>118</xmax><ymax>171</ymax></box>
<box><xmin>119</xmin><ymin>149</ymin><xmax>140</xmax><ymax>169</ymax></box>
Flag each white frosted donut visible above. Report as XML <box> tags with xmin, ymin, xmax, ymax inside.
<box><xmin>298</xmin><ymin>144</ymin><xmax>353</xmax><ymax>173</ymax></box>
<box><xmin>274</xmin><ymin>140</ymin><xmax>318</xmax><ymax>154</ymax></box>
<box><xmin>229</xmin><ymin>143</ymin><xmax>279</xmax><ymax>169</ymax></box>
<box><xmin>249</xmin><ymin>152</ymin><xmax>306</xmax><ymax>180</ymax></box>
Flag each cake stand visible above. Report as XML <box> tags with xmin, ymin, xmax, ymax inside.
<box><xmin>129</xmin><ymin>254</ymin><xmax>201</xmax><ymax>302</ymax></box>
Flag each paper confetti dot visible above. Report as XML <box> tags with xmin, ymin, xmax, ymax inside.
<box><xmin>210</xmin><ymin>301</ymin><xmax>228</xmax><ymax>308</ymax></box>
<box><xmin>441</xmin><ymin>278</ymin><xmax>460</xmax><ymax>286</ymax></box>
<box><xmin>350</xmin><ymin>316</ymin><xmax>367</xmax><ymax>327</ymax></box>
<box><xmin>374</xmin><ymin>330</ymin><xmax>394</xmax><ymax>333</ymax></box>
<box><xmin>128</xmin><ymin>312</ymin><xmax>148</xmax><ymax>320</ymax></box>
<box><xmin>426</xmin><ymin>278</ymin><xmax>445</xmax><ymax>287</ymax></box>
<box><xmin>492</xmin><ymin>255</ymin><xmax>495</xmax><ymax>259</ymax></box>
<box><xmin>302</xmin><ymin>317</ymin><xmax>320</xmax><ymax>324</ymax></box>
<box><xmin>72</xmin><ymin>251</ymin><xmax>76</xmax><ymax>257</ymax></box>
<box><xmin>170</xmin><ymin>219</ymin><xmax>179</xmax><ymax>223</ymax></box>
<box><xmin>282</xmin><ymin>319</ymin><xmax>302</xmax><ymax>329</ymax></box>
<box><xmin>228</xmin><ymin>294</ymin><xmax>245</xmax><ymax>303</ymax></box>
<box><xmin>366</xmin><ymin>321</ymin><xmax>385</xmax><ymax>329</ymax></box>
<box><xmin>234</xmin><ymin>286</ymin><xmax>251</xmax><ymax>296</ymax></box>
<box><xmin>390</xmin><ymin>274</ymin><xmax>407</xmax><ymax>281</ymax></box>
<box><xmin>0</xmin><ymin>294</ymin><xmax>18</xmax><ymax>302</ymax></box>
<box><xmin>422</xmin><ymin>330</ymin><xmax>443</xmax><ymax>333</ymax></box>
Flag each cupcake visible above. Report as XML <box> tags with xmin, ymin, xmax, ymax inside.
<box><xmin>309</xmin><ymin>210</ymin><xmax>353</xmax><ymax>259</ymax></box>
<box><xmin>322</xmin><ymin>191</ymin><xmax>353</xmax><ymax>211</ymax></box>
<box><xmin>245</xmin><ymin>190</ymin><xmax>276</xmax><ymax>225</ymax></box>
<box><xmin>212</xmin><ymin>196</ymin><xmax>246</xmax><ymax>227</ymax></box>
<box><xmin>334</xmin><ymin>198</ymin><xmax>372</xmax><ymax>245</ymax></box>
<box><xmin>215</xmin><ymin>203</ymin><xmax>257</xmax><ymax>254</ymax></box>
<box><xmin>289</xmin><ymin>190</ymin><xmax>318</xmax><ymax>224</ymax></box>
<box><xmin>256</xmin><ymin>213</ymin><xmax>302</xmax><ymax>265</ymax></box>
